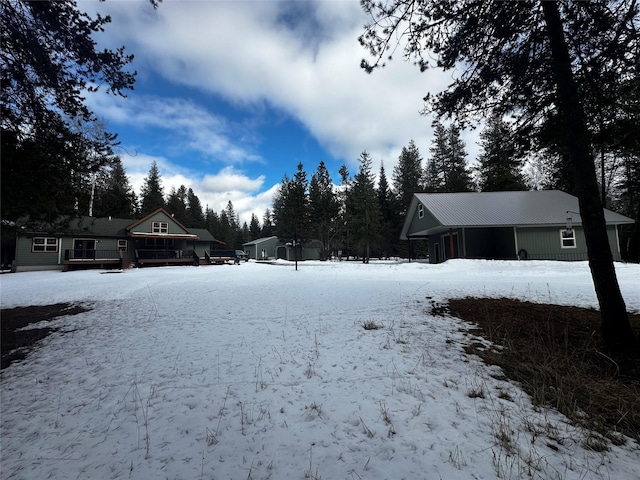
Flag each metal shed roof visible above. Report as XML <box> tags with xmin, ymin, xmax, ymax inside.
<box><xmin>402</xmin><ymin>190</ymin><xmax>633</xmax><ymax>239</ymax></box>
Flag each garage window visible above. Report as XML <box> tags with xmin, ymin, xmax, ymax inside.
<box><xmin>560</xmin><ymin>229</ymin><xmax>576</xmax><ymax>248</ymax></box>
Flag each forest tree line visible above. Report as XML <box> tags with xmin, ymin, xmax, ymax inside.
<box><xmin>41</xmin><ymin>113</ymin><xmax>635</xmax><ymax>263</ymax></box>
<box><xmin>2</xmin><ymin>1</ymin><xmax>638</xmax><ymax>264</ymax></box>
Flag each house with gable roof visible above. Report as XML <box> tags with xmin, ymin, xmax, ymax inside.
<box><xmin>400</xmin><ymin>190</ymin><xmax>633</xmax><ymax>263</ymax></box>
<box><xmin>13</xmin><ymin>208</ymin><xmax>225</xmax><ymax>272</ymax></box>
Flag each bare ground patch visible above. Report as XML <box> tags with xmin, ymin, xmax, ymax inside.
<box><xmin>444</xmin><ymin>297</ymin><xmax>640</xmax><ymax>446</ymax></box>
<box><xmin>1</xmin><ymin>302</ymin><xmax>91</xmax><ymax>369</ymax></box>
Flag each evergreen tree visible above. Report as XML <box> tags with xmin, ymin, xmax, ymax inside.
<box><xmin>218</xmin><ymin>209</ymin><xmax>234</xmax><ymax>248</ymax></box>
<box><xmin>349</xmin><ymin>152</ymin><xmax>382</xmax><ymax>263</ymax></box>
<box><xmin>166</xmin><ymin>185</ymin><xmax>189</xmax><ymax>225</ymax></box>
<box><xmin>93</xmin><ymin>158</ymin><xmax>137</xmax><ymax>218</ymax></box>
<box><xmin>377</xmin><ymin>162</ymin><xmax>400</xmax><ymax>258</ymax></box>
<box><xmin>476</xmin><ymin>117</ymin><xmax>527</xmax><ymax>192</ymax></box>
<box><xmin>205</xmin><ymin>207</ymin><xmax>221</xmax><ymax>239</ymax></box>
<box><xmin>249</xmin><ymin>213</ymin><xmax>261</xmax><ymax>240</ymax></box>
<box><xmin>1</xmin><ymin>0</ymin><xmax>136</xmax><ymax>223</ymax></box>
<box><xmin>186</xmin><ymin>188</ymin><xmax>205</xmax><ymax>228</ymax></box>
<box><xmin>359</xmin><ymin>0</ymin><xmax>638</xmax><ymax>347</ymax></box>
<box><xmin>425</xmin><ymin>122</ymin><xmax>449</xmax><ymax>192</ymax></box>
<box><xmin>444</xmin><ymin>124</ymin><xmax>473</xmax><ymax>192</ymax></box>
<box><xmin>392</xmin><ymin>140</ymin><xmax>423</xmax><ymax>213</ymax></box>
<box><xmin>262</xmin><ymin>209</ymin><xmax>274</xmax><ymax>237</ymax></box>
<box><xmin>272</xmin><ymin>163</ymin><xmax>310</xmax><ymax>243</ymax></box>
<box><xmin>337</xmin><ymin>164</ymin><xmax>353</xmax><ymax>259</ymax></box>
<box><xmin>140</xmin><ymin>161</ymin><xmax>165</xmax><ymax>215</ymax></box>
<box><xmin>224</xmin><ymin>201</ymin><xmax>239</xmax><ymax>232</ymax></box>
<box><xmin>240</xmin><ymin>222</ymin><xmax>250</xmax><ymax>245</ymax></box>
<box><xmin>309</xmin><ymin>161</ymin><xmax>340</xmax><ymax>259</ymax></box>
<box><xmin>425</xmin><ymin>122</ymin><xmax>472</xmax><ymax>193</ymax></box>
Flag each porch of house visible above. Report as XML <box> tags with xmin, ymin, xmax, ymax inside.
<box><xmin>63</xmin><ymin>249</ymin><xmax>127</xmax><ymax>271</ymax></box>
<box><xmin>134</xmin><ymin>249</ymin><xmax>200</xmax><ymax>267</ymax></box>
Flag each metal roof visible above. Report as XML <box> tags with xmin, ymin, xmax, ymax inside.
<box><xmin>402</xmin><ymin>190</ymin><xmax>633</xmax><ymax>239</ymax></box>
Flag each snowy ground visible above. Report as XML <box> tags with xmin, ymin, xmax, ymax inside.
<box><xmin>1</xmin><ymin>259</ymin><xmax>639</xmax><ymax>480</ymax></box>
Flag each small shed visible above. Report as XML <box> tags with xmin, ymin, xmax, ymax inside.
<box><xmin>243</xmin><ymin>236</ymin><xmax>279</xmax><ymax>260</ymax></box>
<box><xmin>400</xmin><ymin>190</ymin><xmax>633</xmax><ymax>263</ymax></box>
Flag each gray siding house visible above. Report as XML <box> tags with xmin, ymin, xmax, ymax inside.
<box><xmin>243</xmin><ymin>236</ymin><xmax>279</xmax><ymax>260</ymax></box>
<box><xmin>400</xmin><ymin>191</ymin><xmax>633</xmax><ymax>263</ymax></box>
<box><xmin>14</xmin><ymin>208</ymin><xmax>224</xmax><ymax>272</ymax></box>
<box><xmin>242</xmin><ymin>236</ymin><xmax>323</xmax><ymax>261</ymax></box>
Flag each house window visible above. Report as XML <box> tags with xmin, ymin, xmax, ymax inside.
<box><xmin>418</xmin><ymin>204</ymin><xmax>424</xmax><ymax>219</ymax></box>
<box><xmin>560</xmin><ymin>229</ymin><xmax>576</xmax><ymax>248</ymax></box>
<box><xmin>145</xmin><ymin>238</ymin><xmax>174</xmax><ymax>249</ymax></box>
<box><xmin>117</xmin><ymin>239</ymin><xmax>128</xmax><ymax>252</ymax></box>
<box><xmin>152</xmin><ymin>221</ymin><xmax>168</xmax><ymax>234</ymax></box>
<box><xmin>32</xmin><ymin>237</ymin><xmax>58</xmax><ymax>253</ymax></box>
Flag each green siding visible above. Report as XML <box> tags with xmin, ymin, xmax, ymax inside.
<box><xmin>243</xmin><ymin>237</ymin><xmax>280</xmax><ymax>259</ymax></box>
<box><xmin>406</xmin><ymin>205</ymin><xmax>440</xmax><ymax>237</ymax></box>
<box><xmin>15</xmin><ymin>235</ymin><xmax>137</xmax><ymax>271</ymax></box>
<box><xmin>15</xmin><ymin>236</ymin><xmax>62</xmax><ymax>270</ymax></box>
<box><xmin>516</xmin><ymin>226</ymin><xmax>585</xmax><ymax>259</ymax></box>
<box><xmin>514</xmin><ymin>226</ymin><xmax>622</xmax><ymax>261</ymax></box>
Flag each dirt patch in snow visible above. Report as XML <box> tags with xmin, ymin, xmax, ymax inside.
<box><xmin>447</xmin><ymin>297</ymin><xmax>640</xmax><ymax>445</ymax></box>
<box><xmin>1</xmin><ymin>302</ymin><xmax>91</xmax><ymax>369</ymax></box>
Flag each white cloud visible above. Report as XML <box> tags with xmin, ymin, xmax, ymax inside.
<box><xmin>89</xmin><ymin>0</ymin><xmax>485</xmax><ymax>222</ymax></box>
<box><xmin>93</xmin><ymin>1</ymin><xmax>465</xmax><ymax>168</ymax></box>
<box><xmin>89</xmin><ymin>93</ymin><xmax>262</xmax><ymax>165</ymax></box>
<box><xmin>121</xmin><ymin>153</ymin><xmax>271</xmax><ymax>224</ymax></box>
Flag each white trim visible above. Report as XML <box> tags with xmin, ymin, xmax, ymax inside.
<box><xmin>560</xmin><ymin>229</ymin><xmax>576</xmax><ymax>249</ymax></box>
<box><xmin>152</xmin><ymin>221</ymin><xmax>169</xmax><ymax>234</ymax></box>
<box><xmin>130</xmin><ymin>232</ymin><xmax>196</xmax><ymax>238</ymax></box>
<box><xmin>32</xmin><ymin>237</ymin><xmax>59</xmax><ymax>253</ymax></box>
<box><xmin>117</xmin><ymin>239</ymin><xmax>128</xmax><ymax>252</ymax></box>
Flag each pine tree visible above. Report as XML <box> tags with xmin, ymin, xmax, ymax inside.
<box><xmin>393</xmin><ymin>140</ymin><xmax>423</xmax><ymax>213</ymax></box>
<box><xmin>140</xmin><ymin>161</ymin><xmax>165</xmax><ymax>215</ymax></box>
<box><xmin>93</xmin><ymin>158</ymin><xmax>137</xmax><ymax>218</ymax></box>
<box><xmin>249</xmin><ymin>213</ymin><xmax>261</xmax><ymax>240</ymax></box>
<box><xmin>425</xmin><ymin>122</ymin><xmax>473</xmax><ymax>193</ymax></box>
<box><xmin>272</xmin><ymin>163</ymin><xmax>310</xmax><ymax>243</ymax></box>
<box><xmin>1</xmin><ymin>0</ymin><xmax>136</xmax><ymax>223</ymax></box>
<box><xmin>476</xmin><ymin>117</ymin><xmax>527</xmax><ymax>192</ymax></box>
<box><xmin>166</xmin><ymin>185</ymin><xmax>189</xmax><ymax>225</ymax></box>
<box><xmin>425</xmin><ymin>122</ymin><xmax>449</xmax><ymax>192</ymax></box>
<box><xmin>350</xmin><ymin>152</ymin><xmax>382</xmax><ymax>263</ymax></box>
<box><xmin>444</xmin><ymin>124</ymin><xmax>473</xmax><ymax>192</ymax></box>
<box><xmin>337</xmin><ymin>164</ymin><xmax>352</xmax><ymax>259</ymax></box>
<box><xmin>262</xmin><ymin>209</ymin><xmax>274</xmax><ymax>237</ymax></box>
<box><xmin>377</xmin><ymin>162</ymin><xmax>401</xmax><ymax>258</ymax></box>
<box><xmin>186</xmin><ymin>188</ymin><xmax>205</xmax><ymax>228</ymax></box>
<box><xmin>359</xmin><ymin>0</ymin><xmax>638</xmax><ymax>347</ymax></box>
<box><xmin>309</xmin><ymin>161</ymin><xmax>339</xmax><ymax>259</ymax></box>
<box><xmin>205</xmin><ymin>207</ymin><xmax>220</xmax><ymax>238</ymax></box>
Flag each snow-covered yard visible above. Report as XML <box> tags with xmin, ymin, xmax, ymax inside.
<box><xmin>1</xmin><ymin>259</ymin><xmax>639</xmax><ymax>480</ymax></box>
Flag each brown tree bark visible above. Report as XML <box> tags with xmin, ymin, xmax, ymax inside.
<box><xmin>541</xmin><ymin>1</ymin><xmax>637</xmax><ymax>349</ymax></box>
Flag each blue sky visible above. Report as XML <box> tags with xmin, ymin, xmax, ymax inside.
<box><xmin>84</xmin><ymin>0</ymin><xmax>481</xmax><ymax>224</ymax></box>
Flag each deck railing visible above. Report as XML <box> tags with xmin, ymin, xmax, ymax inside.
<box><xmin>135</xmin><ymin>249</ymin><xmax>194</xmax><ymax>260</ymax></box>
<box><xmin>65</xmin><ymin>249</ymin><xmax>122</xmax><ymax>261</ymax></box>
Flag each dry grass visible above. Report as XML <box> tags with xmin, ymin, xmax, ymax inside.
<box><xmin>447</xmin><ymin>297</ymin><xmax>640</xmax><ymax>445</ymax></box>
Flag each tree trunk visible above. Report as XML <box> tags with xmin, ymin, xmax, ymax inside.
<box><xmin>541</xmin><ymin>1</ymin><xmax>636</xmax><ymax>349</ymax></box>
